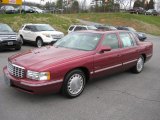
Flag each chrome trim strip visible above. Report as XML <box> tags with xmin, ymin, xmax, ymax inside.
<box><xmin>90</xmin><ymin>71</ymin><xmax>94</xmax><ymax>74</ymax></box>
<box><xmin>123</xmin><ymin>59</ymin><xmax>138</xmax><ymax>65</ymax></box>
<box><xmin>12</xmin><ymin>64</ymin><xmax>25</xmax><ymax>69</ymax></box>
<box><xmin>21</xmin><ymin>79</ymin><xmax>63</xmax><ymax>87</ymax></box>
<box><xmin>147</xmin><ymin>54</ymin><xmax>152</xmax><ymax>58</ymax></box>
<box><xmin>95</xmin><ymin>64</ymin><xmax>122</xmax><ymax>73</ymax></box>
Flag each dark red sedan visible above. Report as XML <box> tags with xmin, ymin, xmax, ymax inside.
<box><xmin>3</xmin><ymin>30</ymin><xmax>153</xmax><ymax>98</ymax></box>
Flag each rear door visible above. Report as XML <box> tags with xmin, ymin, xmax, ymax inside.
<box><xmin>93</xmin><ymin>33</ymin><xmax>123</xmax><ymax>77</ymax></box>
<box><xmin>118</xmin><ymin>32</ymin><xmax>139</xmax><ymax>70</ymax></box>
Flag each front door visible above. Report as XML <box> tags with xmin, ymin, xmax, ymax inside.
<box><xmin>93</xmin><ymin>33</ymin><xmax>123</xmax><ymax>77</ymax></box>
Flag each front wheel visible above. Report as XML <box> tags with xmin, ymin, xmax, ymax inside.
<box><xmin>15</xmin><ymin>45</ymin><xmax>21</xmax><ymax>50</ymax></box>
<box><xmin>36</xmin><ymin>38</ymin><xmax>43</xmax><ymax>48</ymax></box>
<box><xmin>132</xmin><ymin>56</ymin><xmax>144</xmax><ymax>73</ymax></box>
<box><xmin>62</xmin><ymin>69</ymin><xmax>86</xmax><ymax>98</ymax></box>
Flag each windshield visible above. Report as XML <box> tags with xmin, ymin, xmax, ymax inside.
<box><xmin>0</xmin><ymin>24</ymin><xmax>13</xmax><ymax>32</ymax></box>
<box><xmin>55</xmin><ymin>32</ymin><xmax>102</xmax><ymax>51</ymax></box>
<box><xmin>35</xmin><ymin>24</ymin><xmax>55</xmax><ymax>31</ymax></box>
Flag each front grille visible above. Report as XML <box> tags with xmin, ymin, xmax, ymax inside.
<box><xmin>51</xmin><ymin>34</ymin><xmax>63</xmax><ymax>39</ymax></box>
<box><xmin>7</xmin><ymin>62</ymin><xmax>25</xmax><ymax>78</ymax></box>
<box><xmin>0</xmin><ymin>34</ymin><xmax>17</xmax><ymax>41</ymax></box>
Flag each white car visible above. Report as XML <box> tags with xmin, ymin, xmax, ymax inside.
<box><xmin>31</xmin><ymin>6</ymin><xmax>44</xmax><ymax>13</ymax></box>
<box><xmin>18</xmin><ymin>24</ymin><xmax>64</xmax><ymax>47</ymax></box>
<box><xmin>68</xmin><ymin>25</ymin><xmax>97</xmax><ymax>33</ymax></box>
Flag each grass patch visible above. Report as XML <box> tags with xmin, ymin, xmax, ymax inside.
<box><xmin>65</xmin><ymin>13</ymin><xmax>160</xmax><ymax>35</ymax></box>
<box><xmin>0</xmin><ymin>13</ymin><xmax>160</xmax><ymax>35</ymax></box>
<box><xmin>0</xmin><ymin>13</ymin><xmax>78</xmax><ymax>34</ymax></box>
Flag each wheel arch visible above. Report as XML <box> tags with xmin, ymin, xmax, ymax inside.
<box><xmin>141</xmin><ymin>54</ymin><xmax>146</xmax><ymax>63</ymax></box>
<box><xmin>64</xmin><ymin>67</ymin><xmax>90</xmax><ymax>83</ymax></box>
<box><xmin>36</xmin><ymin>36</ymin><xmax>43</xmax><ymax>42</ymax></box>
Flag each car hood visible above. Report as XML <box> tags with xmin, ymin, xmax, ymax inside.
<box><xmin>38</xmin><ymin>31</ymin><xmax>64</xmax><ymax>35</ymax></box>
<box><xmin>9</xmin><ymin>46</ymin><xmax>94</xmax><ymax>71</ymax></box>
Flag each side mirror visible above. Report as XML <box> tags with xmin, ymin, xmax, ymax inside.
<box><xmin>139</xmin><ymin>37</ymin><xmax>147</xmax><ymax>41</ymax></box>
<box><xmin>99</xmin><ymin>45</ymin><xmax>112</xmax><ymax>53</ymax></box>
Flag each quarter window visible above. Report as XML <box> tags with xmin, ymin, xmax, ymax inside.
<box><xmin>119</xmin><ymin>32</ymin><xmax>134</xmax><ymax>48</ymax></box>
<box><xmin>102</xmin><ymin>33</ymin><xmax>119</xmax><ymax>49</ymax></box>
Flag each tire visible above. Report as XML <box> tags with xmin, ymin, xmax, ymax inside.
<box><xmin>62</xmin><ymin>69</ymin><xmax>86</xmax><ymax>98</ymax></box>
<box><xmin>132</xmin><ymin>56</ymin><xmax>144</xmax><ymax>73</ymax></box>
<box><xmin>36</xmin><ymin>38</ymin><xmax>43</xmax><ymax>48</ymax></box>
<box><xmin>15</xmin><ymin>45</ymin><xmax>21</xmax><ymax>50</ymax></box>
<box><xmin>20</xmin><ymin>36</ymin><xmax>24</xmax><ymax>45</ymax></box>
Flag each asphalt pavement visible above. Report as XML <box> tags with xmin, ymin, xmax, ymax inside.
<box><xmin>0</xmin><ymin>35</ymin><xmax>160</xmax><ymax>120</ymax></box>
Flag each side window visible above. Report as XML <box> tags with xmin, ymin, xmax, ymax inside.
<box><xmin>119</xmin><ymin>32</ymin><xmax>134</xmax><ymax>48</ymax></box>
<box><xmin>102</xmin><ymin>33</ymin><xmax>119</xmax><ymax>49</ymax></box>
<box><xmin>81</xmin><ymin>27</ymin><xmax>87</xmax><ymax>30</ymax></box>
<box><xmin>24</xmin><ymin>25</ymin><xmax>31</xmax><ymax>31</ymax></box>
<box><xmin>69</xmin><ymin>26</ymin><xmax>74</xmax><ymax>31</ymax></box>
<box><xmin>74</xmin><ymin>26</ymin><xmax>82</xmax><ymax>31</ymax></box>
<box><xmin>29</xmin><ymin>26</ymin><xmax>37</xmax><ymax>32</ymax></box>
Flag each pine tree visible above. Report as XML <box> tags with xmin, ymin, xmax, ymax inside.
<box><xmin>133</xmin><ymin>0</ymin><xmax>143</xmax><ymax>8</ymax></box>
<box><xmin>148</xmin><ymin>0</ymin><xmax>154</xmax><ymax>9</ymax></box>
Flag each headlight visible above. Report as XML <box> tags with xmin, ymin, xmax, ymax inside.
<box><xmin>42</xmin><ymin>33</ymin><xmax>51</xmax><ymax>38</ymax></box>
<box><xmin>0</xmin><ymin>38</ymin><xmax>3</xmax><ymax>42</ymax></box>
<box><xmin>27</xmin><ymin>70</ymin><xmax>50</xmax><ymax>81</ymax></box>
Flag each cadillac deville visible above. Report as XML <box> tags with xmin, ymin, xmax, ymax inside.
<box><xmin>3</xmin><ymin>30</ymin><xmax>153</xmax><ymax>98</ymax></box>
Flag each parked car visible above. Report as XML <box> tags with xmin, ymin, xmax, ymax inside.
<box><xmin>128</xmin><ymin>7</ymin><xmax>145</xmax><ymax>14</ymax></box>
<box><xmin>18</xmin><ymin>24</ymin><xmax>64</xmax><ymax>47</ymax></box>
<box><xmin>0</xmin><ymin>5</ymin><xmax>15</xmax><ymax>14</ymax></box>
<box><xmin>0</xmin><ymin>23</ymin><xmax>22</xmax><ymax>50</ymax></box>
<box><xmin>15</xmin><ymin>5</ymin><xmax>35</xmax><ymax>13</ymax></box>
<box><xmin>95</xmin><ymin>25</ymin><xmax>117</xmax><ymax>31</ymax></box>
<box><xmin>68</xmin><ymin>25</ymin><xmax>97</xmax><ymax>33</ymax></box>
<box><xmin>145</xmin><ymin>9</ymin><xmax>158</xmax><ymax>16</ymax></box>
<box><xmin>3</xmin><ymin>30</ymin><xmax>153</xmax><ymax>98</ymax></box>
<box><xmin>116</xmin><ymin>26</ymin><xmax>147</xmax><ymax>41</ymax></box>
<box><xmin>31</xmin><ymin>6</ymin><xmax>44</xmax><ymax>13</ymax></box>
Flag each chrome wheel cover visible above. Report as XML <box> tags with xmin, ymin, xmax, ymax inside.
<box><xmin>67</xmin><ymin>73</ymin><xmax>84</xmax><ymax>96</ymax></box>
<box><xmin>137</xmin><ymin>57</ymin><xmax>144</xmax><ymax>72</ymax></box>
<box><xmin>37</xmin><ymin>40</ymin><xmax>42</xmax><ymax>48</ymax></box>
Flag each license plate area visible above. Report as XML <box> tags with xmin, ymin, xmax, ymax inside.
<box><xmin>8</xmin><ymin>42</ymin><xmax>13</xmax><ymax>45</ymax></box>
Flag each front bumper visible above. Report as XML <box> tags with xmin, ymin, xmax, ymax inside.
<box><xmin>0</xmin><ymin>40</ymin><xmax>22</xmax><ymax>50</ymax></box>
<box><xmin>3</xmin><ymin>67</ymin><xmax>63</xmax><ymax>94</ymax></box>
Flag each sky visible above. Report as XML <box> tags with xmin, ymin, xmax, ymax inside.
<box><xmin>23</xmin><ymin>0</ymin><xmax>159</xmax><ymax>10</ymax></box>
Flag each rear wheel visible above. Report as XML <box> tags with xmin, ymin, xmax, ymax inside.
<box><xmin>132</xmin><ymin>56</ymin><xmax>144</xmax><ymax>73</ymax></box>
<box><xmin>36</xmin><ymin>38</ymin><xmax>43</xmax><ymax>48</ymax></box>
<box><xmin>62</xmin><ymin>69</ymin><xmax>86</xmax><ymax>98</ymax></box>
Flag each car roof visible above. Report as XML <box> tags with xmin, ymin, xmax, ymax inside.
<box><xmin>69</xmin><ymin>25</ymin><xmax>94</xmax><ymax>27</ymax></box>
<box><xmin>24</xmin><ymin>23</ymin><xmax>49</xmax><ymax>26</ymax></box>
<box><xmin>76</xmin><ymin>30</ymin><xmax>129</xmax><ymax>34</ymax></box>
<box><xmin>0</xmin><ymin>23</ymin><xmax>8</xmax><ymax>25</ymax></box>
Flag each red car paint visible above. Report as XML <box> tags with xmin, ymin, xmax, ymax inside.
<box><xmin>3</xmin><ymin>30</ymin><xmax>153</xmax><ymax>94</ymax></box>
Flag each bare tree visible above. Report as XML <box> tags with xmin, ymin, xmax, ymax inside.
<box><xmin>116</xmin><ymin>0</ymin><xmax>130</xmax><ymax>10</ymax></box>
<box><xmin>156</xmin><ymin>1</ymin><xmax>160</xmax><ymax>11</ymax></box>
